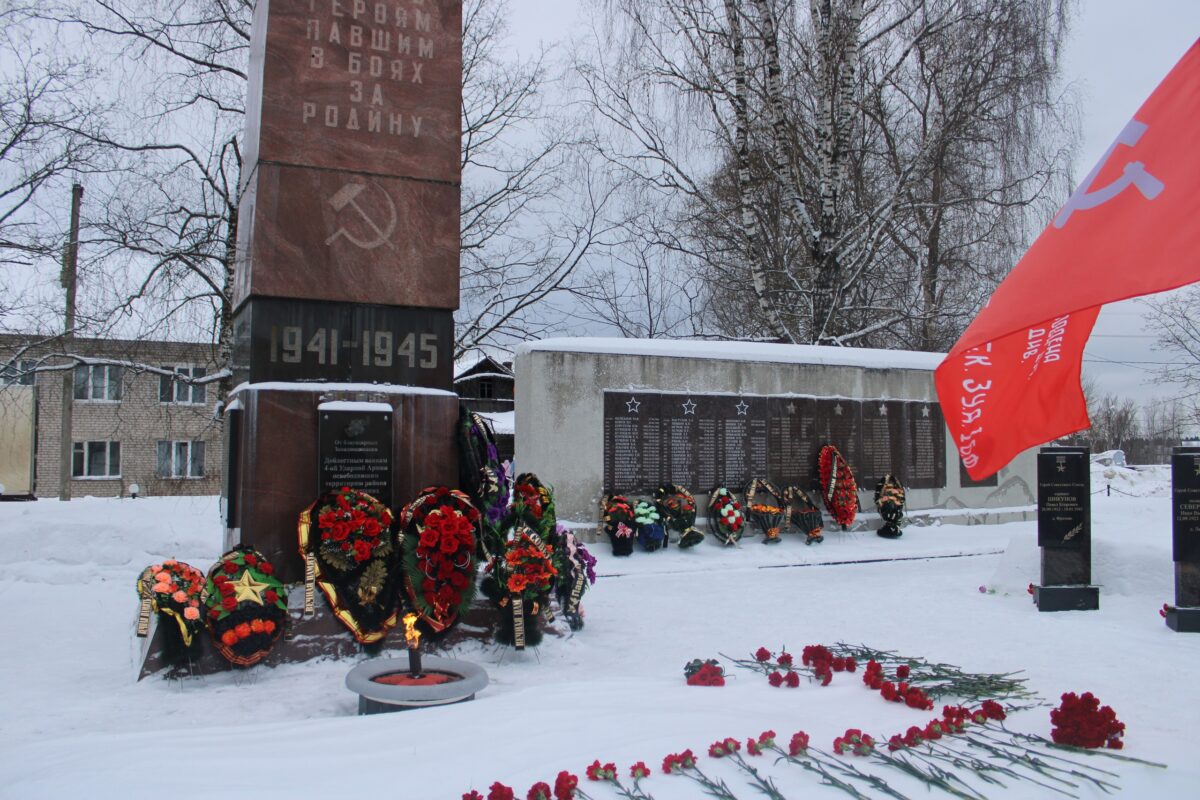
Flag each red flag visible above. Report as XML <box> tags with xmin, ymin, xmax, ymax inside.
<box><xmin>936</xmin><ymin>39</ymin><xmax>1200</xmax><ymax>480</ymax></box>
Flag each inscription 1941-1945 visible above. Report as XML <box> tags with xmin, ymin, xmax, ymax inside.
<box><xmin>1037</xmin><ymin>447</ymin><xmax>1090</xmax><ymax>549</ymax></box>
<box><xmin>318</xmin><ymin>405</ymin><xmax>394</xmax><ymax>508</ymax></box>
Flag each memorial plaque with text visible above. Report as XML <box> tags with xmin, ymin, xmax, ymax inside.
<box><xmin>1037</xmin><ymin>448</ymin><xmax>1089</xmax><ymax>548</ymax></box>
<box><xmin>319</xmin><ymin>406</ymin><xmax>394</xmax><ymax>508</ymax></box>
<box><xmin>602</xmin><ymin>391</ymin><xmax>946</xmax><ymax>494</ymax></box>
<box><xmin>246</xmin><ymin>0</ymin><xmax>462</xmax><ymax>183</ymax></box>
<box><xmin>1173</xmin><ymin>447</ymin><xmax>1200</xmax><ymax>563</ymax></box>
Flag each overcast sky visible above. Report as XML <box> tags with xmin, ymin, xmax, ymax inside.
<box><xmin>507</xmin><ymin>0</ymin><xmax>1200</xmax><ymax>402</ymax></box>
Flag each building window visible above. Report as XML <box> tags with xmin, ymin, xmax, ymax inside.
<box><xmin>478</xmin><ymin>378</ymin><xmax>494</xmax><ymax>399</ymax></box>
<box><xmin>159</xmin><ymin>365</ymin><xmax>207</xmax><ymax>404</ymax></box>
<box><xmin>72</xmin><ymin>441</ymin><xmax>121</xmax><ymax>478</ymax></box>
<box><xmin>73</xmin><ymin>364</ymin><xmax>123</xmax><ymax>401</ymax></box>
<box><xmin>157</xmin><ymin>440</ymin><xmax>206</xmax><ymax>478</ymax></box>
<box><xmin>0</xmin><ymin>359</ymin><xmax>35</xmax><ymax>385</ymax></box>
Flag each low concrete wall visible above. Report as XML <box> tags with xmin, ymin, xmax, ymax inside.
<box><xmin>514</xmin><ymin>339</ymin><xmax>1036</xmax><ymax>523</ymax></box>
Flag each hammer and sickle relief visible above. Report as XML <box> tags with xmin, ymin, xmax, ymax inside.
<box><xmin>324</xmin><ymin>182</ymin><xmax>398</xmax><ymax>250</ymax></box>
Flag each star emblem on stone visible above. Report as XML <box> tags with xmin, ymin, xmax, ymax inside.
<box><xmin>735</xmin><ymin>400</ymin><xmax>750</xmax><ymax>416</ymax></box>
<box><xmin>231</xmin><ymin>570</ymin><xmax>270</xmax><ymax>605</ymax></box>
<box><xmin>682</xmin><ymin>398</ymin><xmax>697</xmax><ymax>415</ymax></box>
<box><xmin>879</xmin><ymin>403</ymin><xmax>888</xmax><ymax>416</ymax></box>
<box><xmin>626</xmin><ymin>397</ymin><xmax>640</xmax><ymax>413</ymax></box>
<box><xmin>921</xmin><ymin>405</ymin><xmax>931</xmax><ymax>418</ymax></box>
<box><xmin>787</xmin><ymin>402</ymin><xmax>796</xmax><ymax>415</ymax></box>
<box><xmin>1057</xmin><ymin>463</ymin><xmax>1066</xmax><ymax>473</ymax></box>
<box><xmin>834</xmin><ymin>403</ymin><xmax>843</xmax><ymax>416</ymax></box>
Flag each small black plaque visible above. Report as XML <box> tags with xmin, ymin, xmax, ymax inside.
<box><xmin>233</xmin><ymin>296</ymin><xmax>453</xmax><ymax>388</ymax></box>
<box><xmin>1037</xmin><ymin>447</ymin><xmax>1090</xmax><ymax>549</ymax></box>
<box><xmin>1172</xmin><ymin>446</ymin><xmax>1200</xmax><ymax>564</ymax></box>
<box><xmin>318</xmin><ymin>407</ymin><xmax>394</xmax><ymax>508</ymax></box>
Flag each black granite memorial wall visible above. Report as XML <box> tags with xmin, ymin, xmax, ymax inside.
<box><xmin>602</xmin><ymin>391</ymin><xmax>946</xmax><ymax>494</ymax></box>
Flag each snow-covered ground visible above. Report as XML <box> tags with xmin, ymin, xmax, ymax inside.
<box><xmin>0</xmin><ymin>464</ymin><xmax>1195</xmax><ymax>799</ymax></box>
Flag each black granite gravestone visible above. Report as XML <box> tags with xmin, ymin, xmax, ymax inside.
<box><xmin>1166</xmin><ymin>445</ymin><xmax>1200</xmax><ymax>632</ymax></box>
<box><xmin>1033</xmin><ymin>446</ymin><xmax>1098</xmax><ymax>611</ymax></box>
<box><xmin>318</xmin><ymin>405</ymin><xmax>394</xmax><ymax>509</ymax></box>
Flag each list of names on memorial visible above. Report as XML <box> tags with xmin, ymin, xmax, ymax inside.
<box><xmin>603</xmin><ymin>391</ymin><xmax>946</xmax><ymax>494</ymax></box>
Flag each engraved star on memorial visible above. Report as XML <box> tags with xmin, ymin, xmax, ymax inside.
<box><xmin>834</xmin><ymin>403</ymin><xmax>844</xmax><ymax>416</ymax></box>
<box><xmin>1057</xmin><ymin>462</ymin><xmax>1066</xmax><ymax>473</ymax></box>
<box><xmin>682</xmin><ymin>399</ymin><xmax>697</xmax><ymax>415</ymax></box>
<box><xmin>879</xmin><ymin>403</ymin><xmax>888</xmax><ymax>416</ymax></box>
<box><xmin>921</xmin><ymin>405</ymin><xmax>930</xmax><ymax>418</ymax></box>
<box><xmin>787</xmin><ymin>402</ymin><xmax>797</xmax><ymax>415</ymax></box>
<box><xmin>626</xmin><ymin>397</ymin><xmax>641</xmax><ymax>413</ymax></box>
<box><xmin>735</xmin><ymin>400</ymin><xmax>750</xmax><ymax>416</ymax></box>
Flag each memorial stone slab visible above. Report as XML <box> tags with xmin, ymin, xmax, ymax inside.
<box><xmin>1035</xmin><ymin>446</ymin><xmax>1098</xmax><ymax>611</ymax></box>
<box><xmin>1168</xmin><ymin>446</ymin><xmax>1200</xmax><ymax>631</ymax></box>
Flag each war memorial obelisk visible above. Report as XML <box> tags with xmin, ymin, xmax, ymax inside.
<box><xmin>224</xmin><ymin>0</ymin><xmax>463</xmax><ymax>585</ymax></box>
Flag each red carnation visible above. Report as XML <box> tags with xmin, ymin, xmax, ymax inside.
<box><xmin>463</xmin><ymin>793</ymin><xmax>484</xmax><ymax>800</ymax></box>
<box><xmin>259</xmin><ymin>561</ymin><xmax>273</xmax><ymax>575</ymax></box>
<box><xmin>784</xmin><ymin>671</ymin><xmax>800</xmax><ymax>688</ymax></box>
<box><xmin>777</xmin><ymin>652</ymin><xmax>793</xmax><ymax>667</ymax></box>
<box><xmin>222</xmin><ymin>561</ymin><xmax>238</xmax><ymax>574</ymax></box>
<box><xmin>264</xmin><ymin>589</ymin><xmax>278</xmax><ymax>604</ymax></box>
<box><xmin>553</xmin><ymin>771</ymin><xmax>578</xmax><ymax>800</ymax></box>
<box><xmin>487</xmin><ymin>783</ymin><xmax>514</xmax><ymax>800</ymax></box>
<box><xmin>768</xmin><ymin>671</ymin><xmax>784</xmax><ymax>687</ymax></box>
<box><xmin>754</xmin><ymin>647</ymin><xmax>771</xmax><ymax>662</ymax></box>
<box><xmin>527</xmin><ymin>783</ymin><xmax>551</xmax><ymax>800</ymax></box>
<box><xmin>221</xmin><ymin>596</ymin><xmax>237</xmax><ymax>611</ymax></box>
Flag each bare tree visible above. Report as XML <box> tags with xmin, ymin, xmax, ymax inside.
<box><xmin>581</xmin><ymin>0</ymin><xmax>1076</xmax><ymax>348</ymax></box>
<box><xmin>1145</xmin><ymin>284</ymin><xmax>1200</xmax><ymax>425</ymax></box>
<box><xmin>0</xmin><ymin>7</ymin><xmax>105</xmax><ymax>282</ymax></box>
<box><xmin>869</xmin><ymin>0</ymin><xmax>1076</xmax><ymax>351</ymax></box>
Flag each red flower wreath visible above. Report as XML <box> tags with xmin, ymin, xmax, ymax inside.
<box><xmin>818</xmin><ymin>444</ymin><xmax>858</xmax><ymax>527</ymax></box>
<box><xmin>314</xmin><ymin>486</ymin><xmax>393</xmax><ymax>565</ymax></box>
<box><xmin>400</xmin><ymin>486</ymin><xmax>480</xmax><ymax>632</ymax></box>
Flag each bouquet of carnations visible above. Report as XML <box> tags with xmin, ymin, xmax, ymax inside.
<box><xmin>745</xmin><ymin>478</ymin><xmax>786</xmax><ymax>545</ymax></box>
<box><xmin>707</xmin><ymin>487</ymin><xmax>745</xmax><ymax>546</ymax></box>
<box><xmin>655</xmin><ymin>482</ymin><xmax>704</xmax><ymax>547</ymax></box>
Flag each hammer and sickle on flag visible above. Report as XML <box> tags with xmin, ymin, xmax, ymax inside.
<box><xmin>1053</xmin><ymin>120</ymin><xmax>1164</xmax><ymax>228</ymax></box>
<box><xmin>936</xmin><ymin>39</ymin><xmax>1200</xmax><ymax>480</ymax></box>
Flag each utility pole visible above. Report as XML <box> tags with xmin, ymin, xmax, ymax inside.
<box><xmin>58</xmin><ymin>183</ymin><xmax>83</xmax><ymax>501</ymax></box>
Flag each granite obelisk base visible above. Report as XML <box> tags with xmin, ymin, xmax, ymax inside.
<box><xmin>223</xmin><ymin>384</ymin><xmax>459</xmax><ymax>584</ymax></box>
<box><xmin>1034</xmin><ymin>446</ymin><xmax>1098</xmax><ymax>612</ymax></box>
<box><xmin>1167</xmin><ymin>446</ymin><xmax>1200</xmax><ymax>632</ymax></box>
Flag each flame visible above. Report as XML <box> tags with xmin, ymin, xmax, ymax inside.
<box><xmin>402</xmin><ymin>612</ymin><xmax>421</xmax><ymax>648</ymax></box>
